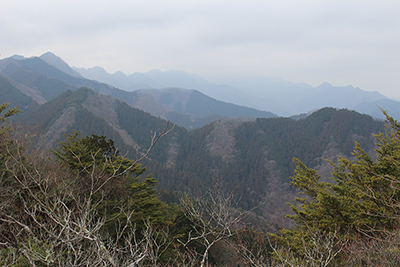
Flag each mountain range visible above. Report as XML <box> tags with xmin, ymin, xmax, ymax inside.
<box><xmin>72</xmin><ymin>61</ymin><xmax>400</xmax><ymax>119</ymax></box>
<box><xmin>8</xmin><ymin>51</ymin><xmax>397</xmax><ymax>120</ymax></box>
<box><xmin>0</xmin><ymin>53</ymin><xmax>277</xmax><ymax>129</ymax></box>
<box><xmin>3</xmin><ymin>84</ymin><xmax>385</xmax><ymax>228</ymax></box>
<box><xmin>0</xmin><ymin>52</ymin><xmax>395</xmax><ymax>229</ymax></box>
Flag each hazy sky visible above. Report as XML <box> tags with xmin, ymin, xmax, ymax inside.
<box><xmin>1</xmin><ymin>0</ymin><xmax>399</xmax><ymax>99</ymax></box>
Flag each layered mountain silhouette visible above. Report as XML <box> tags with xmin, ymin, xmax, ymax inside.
<box><xmin>3</xmin><ymin>51</ymin><xmax>397</xmax><ymax>121</ymax></box>
<box><xmin>0</xmin><ymin>52</ymin><xmax>395</xmax><ymax>228</ymax></box>
<box><xmin>74</xmin><ymin>63</ymin><xmax>399</xmax><ymax>119</ymax></box>
<box><xmin>7</xmin><ymin>86</ymin><xmax>386</xmax><ymax>228</ymax></box>
<box><xmin>0</xmin><ymin>52</ymin><xmax>277</xmax><ymax>129</ymax></box>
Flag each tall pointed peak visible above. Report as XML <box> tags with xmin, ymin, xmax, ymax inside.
<box><xmin>39</xmin><ymin>52</ymin><xmax>81</xmax><ymax>78</ymax></box>
<box><xmin>39</xmin><ymin>51</ymin><xmax>66</xmax><ymax>65</ymax></box>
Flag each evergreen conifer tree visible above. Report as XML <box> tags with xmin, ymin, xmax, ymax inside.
<box><xmin>275</xmin><ymin>110</ymin><xmax>400</xmax><ymax>265</ymax></box>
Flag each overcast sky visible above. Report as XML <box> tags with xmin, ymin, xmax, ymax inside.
<box><xmin>1</xmin><ymin>0</ymin><xmax>399</xmax><ymax>99</ymax></box>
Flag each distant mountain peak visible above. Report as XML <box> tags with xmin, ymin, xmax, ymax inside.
<box><xmin>40</xmin><ymin>51</ymin><xmax>57</xmax><ymax>57</ymax></box>
<box><xmin>39</xmin><ymin>52</ymin><xmax>82</xmax><ymax>78</ymax></box>
<box><xmin>10</xmin><ymin>54</ymin><xmax>26</xmax><ymax>60</ymax></box>
<box><xmin>113</xmin><ymin>70</ymin><xmax>126</xmax><ymax>77</ymax></box>
<box><xmin>39</xmin><ymin>51</ymin><xmax>64</xmax><ymax>64</ymax></box>
<box><xmin>317</xmin><ymin>82</ymin><xmax>333</xmax><ymax>88</ymax></box>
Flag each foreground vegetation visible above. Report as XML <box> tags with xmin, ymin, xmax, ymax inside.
<box><xmin>0</xmin><ymin>103</ymin><xmax>268</xmax><ymax>266</ymax></box>
<box><xmin>273</xmin><ymin>109</ymin><xmax>400</xmax><ymax>266</ymax></box>
<box><xmin>1</xmin><ymin>102</ymin><xmax>400</xmax><ymax>266</ymax></box>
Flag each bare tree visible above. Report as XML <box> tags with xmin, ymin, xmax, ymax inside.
<box><xmin>342</xmin><ymin>229</ymin><xmax>400</xmax><ymax>266</ymax></box>
<box><xmin>270</xmin><ymin>224</ymin><xmax>347</xmax><ymax>267</ymax></box>
<box><xmin>0</xmin><ymin>122</ymin><xmax>185</xmax><ymax>266</ymax></box>
<box><xmin>178</xmin><ymin>182</ymin><xmax>246</xmax><ymax>267</ymax></box>
<box><xmin>234</xmin><ymin>228</ymin><xmax>272</xmax><ymax>267</ymax></box>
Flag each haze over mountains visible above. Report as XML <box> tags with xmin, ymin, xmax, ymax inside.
<box><xmin>73</xmin><ymin>59</ymin><xmax>399</xmax><ymax>119</ymax></box>
<box><xmin>0</xmin><ymin>51</ymin><xmax>397</xmax><ymax>228</ymax></box>
<box><xmin>1</xmin><ymin>53</ymin><xmax>279</xmax><ymax>129</ymax></box>
<box><xmin>2</xmin><ymin>51</ymin><xmax>399</xmax><ymax>123</ymax></box>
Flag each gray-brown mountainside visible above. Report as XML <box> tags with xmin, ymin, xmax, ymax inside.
<box><xmin>0</xmin><ymin>52</ymin><xmax>388</xmax><ymax>229</ymax></box>
<box><xmin>10</xmin><ymin>87</ymin><xmax>384</xmax><ymax>229</ymax></box>
<box><xmin>74</xmin><ymin>62</ymin><xmax>399</xmax><ymax>119</ymax></box>
<box><xmin>0</xmin><ymin>53</ymin><xmax>276</xmax><ymax>129</ymax></box>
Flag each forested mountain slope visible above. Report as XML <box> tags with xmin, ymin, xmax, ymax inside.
<box><xmin>16</xmin><ymin>88</ymin><xmax>384</xmax><ymax>228</ymax></box>
<box><xmin>0</xmin><ymin>54</ymin><xmax>277</xmax><ymax>129</ymax></box>
<box><xmin>157</xmin><ymin>108</ymin><xmax>384</xmax><ymax>227</ymax></box>
<box><xmin>0</xmin><ymin>53</ymin><xmax>388</xmax><ymax>229</ymax></box>
<box><xmin>22</xmin><ymin>87</ymin><xmax>183</xmax><ymax>157</ymax></box>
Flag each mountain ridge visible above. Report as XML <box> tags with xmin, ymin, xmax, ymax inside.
<box><xmin>0</xmin><ymin>54</ymin><xmax>278</xmax><ymax>129</ymax></box>
<box><xmin>74</xmin><ymin>63</ymin><xmax>397</xmax><ymax>119</ymax></box>
<box><xmin>3</xmin><ymin>52</ymin><xmax>397</xmax><ymax>121</ymax></box>
<box><xmin>1</xmin><ymin>83</ymin><xmax>387</xmax><ymax>229</ymax></box>
<box><xmin>40</xmin><ymin>52</ymin><xmax>82</xmax><ymax>78</ymax></box>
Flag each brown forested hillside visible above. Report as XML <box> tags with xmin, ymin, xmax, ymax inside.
<box><xmin>15</xmin><ymin>88</ymin><xmax>385</xmax><ymax>229</ymax></box>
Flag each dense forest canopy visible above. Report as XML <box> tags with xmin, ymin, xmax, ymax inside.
<box><xmin>2</xmin><ymin>101</ymin><xmax>400</xmax><ymax>266</ymax></box>
<box><xmin>271</xmin><ymin>110</ymin><xmax>400</xmax><ymax>266</ymax></box>
<box><xmin>1</xmin><ymin>52</ymin><xmax>399</xmax><ymax>266</ymax></box>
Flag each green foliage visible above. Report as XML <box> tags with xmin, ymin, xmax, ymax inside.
<box><xmin>174</xmin><ymin>122</ymin><xmax>218</xmax><ymax>188</ymax></box>
<box><xmin>0</xmin><ymin>103</ymin><xmax>21</xmax><ymax>176</ymax></box>
<box><xmin>0</xmin><ymin>113</ymin><xmax>181</xmax><ymax>266</ymax></box>
<box><xmin>0</xmin><ymin>102</ymin><xmax>21</xmax><ymax>123</ymax></box>
<box><xmin>276</xmin><ymin>110</ymin><xmax>400</xmax><ymax>264</ymax></box>
<box><xmin>23</xmin><ymin>88</ymin><xmax>131</xmax><ymax>156</ymax></box>
<box><xmin>53</xmin><ymin>132</ymin><xmax>169</xmax><ymax>228</ymax></box>
<box><xmin>53</xmin><ymin>131</ymin><xmax>119</xmax><ymax>172</ymax></box>
<box><xmin>288</xmin><ymin>157</ymin><xmax>359</xmax><ymax>231</ymax></box>
<box><xmin>228</xmin><ymin>108</ymin><xmax>384</xmax><ymax>209</ymax></box>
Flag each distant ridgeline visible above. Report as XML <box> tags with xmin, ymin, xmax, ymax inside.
<box><xmin>9</xmin><ymin>87</ymin><xmax>386</xmax><ymax>212</ymax></box>
<box><xmin>0</xmin><ymin>53</ymin><xmax>387</xmax><ymax>215</ymax></box>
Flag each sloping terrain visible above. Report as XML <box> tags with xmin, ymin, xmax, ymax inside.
<box><xmin>0</xmin><ymin>74</ymin><xmax>39</xmax><ymax>113</ymax></box>
<box><xmin>0</xmin><ymin>53</ymin><xmax>277</xmax><ymax>129</ymax></box>
<box><xmin>0</xmin><ymin>53</ymin><xmax>389</xmax><ymax>229</ymax></box>
<box><xmin>74</xmin><ymin>63</ymin><xmax>399</xmax><ymax>119</ymax></box>
<box><xmin>3</xmin><ymin>85</ymin><xmax>386</xmax><ymax>229</ymax></box>
<box><xmin>138</xmin><ymin>88</ymin><xmax>276</xmax><ymax>129</ymax></box>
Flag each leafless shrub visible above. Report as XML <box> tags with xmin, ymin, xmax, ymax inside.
<box><xmin>271</xmin><ymin>224</ymin><xmax>348</xmax><ymax>267</ymax></box>
<box><xmin>342</xmin><ymin>229</ymin><xmax>400</xmax><ymax>266</ymax></box>
<box><xmin>178</xmin><ymin>182</ymin><xmax>247</xmax><ymax>267</ymax></box>
<box><xmin>0</xmin><ymin>122</ymin><xmax>187</xmax><ymax>266</ymax></box>
<box><xmin>234</xmin><ymin>227</ymin><xmax>272</xmax><ymax>267</ymax></box>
